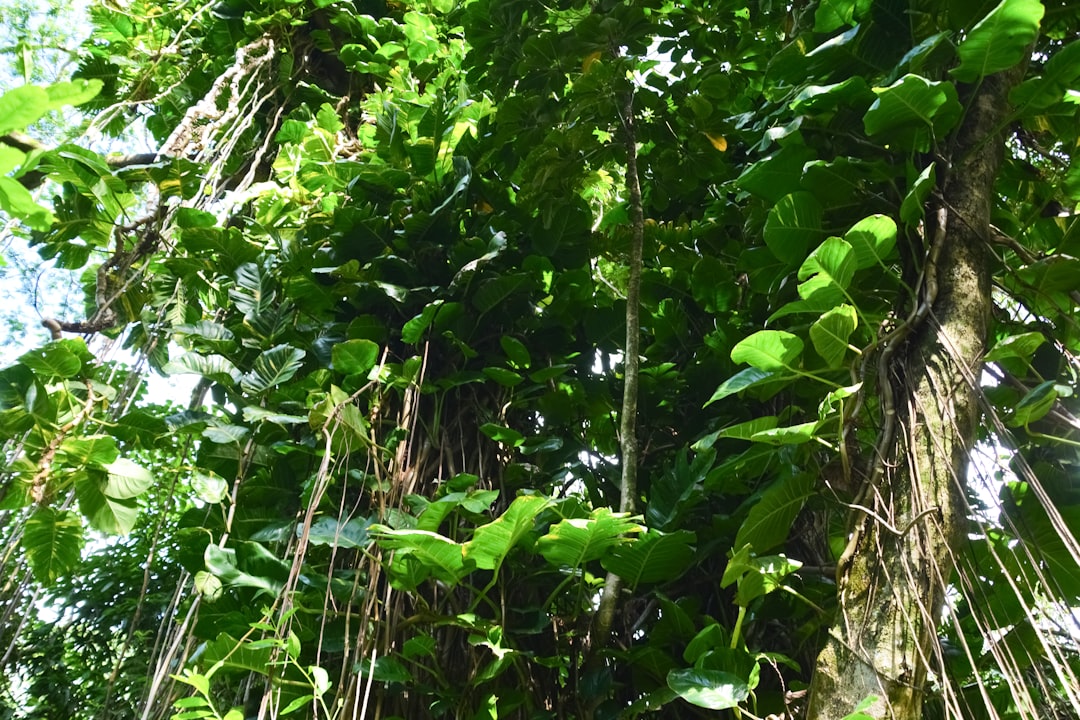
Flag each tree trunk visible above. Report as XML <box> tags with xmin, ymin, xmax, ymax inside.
<box><xmin>807</xmin><ymin>66</ymin><xmax>1025</xmax><ymax>720</ymax></box>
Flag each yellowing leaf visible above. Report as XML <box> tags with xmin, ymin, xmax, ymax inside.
<box><xmin>705</xmin><ymin>132</ymin><xmax>728</xmax><ymax>152</ymax></box>
<box><xmin>582</xmin><ymin>51</ymin><xmax>602</xmax><ymax>74</ymax></box>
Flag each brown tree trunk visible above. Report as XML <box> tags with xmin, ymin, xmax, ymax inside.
<box><xmin>807</xmin><ymin>65</ymin><xmax>1026</xmax><ymax>720</ymax></box>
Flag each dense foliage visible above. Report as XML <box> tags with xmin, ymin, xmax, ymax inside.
<box><xmin>0</xmin><ymin>0</ymin><xmax>1079</xmax><ymax>719</ymax></box>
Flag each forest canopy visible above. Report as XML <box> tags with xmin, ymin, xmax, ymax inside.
<box><xmin>0</xmin><ymin>1</ymin><xmax>1079</xmax><ymax>719</ymax></box>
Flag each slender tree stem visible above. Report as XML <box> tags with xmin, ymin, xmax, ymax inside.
<box><xmin>593</xmin><ymin>85</ymin><xmax>644</xmax><ymax>654</ymax></box>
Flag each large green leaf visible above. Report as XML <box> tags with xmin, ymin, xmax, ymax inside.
<box><xmin>18</xmin><ymin>343</ymin><xmax>83</xmax><ymax>378</ymax></box>
<box><xmin>647</xmin><ymin>449</ymin><xmax>713</xmax><ymax>530</ymax></box>
<box><xmin>0</xmin><ymin>85</ymin><xmax>50</xmax><ymax>134</ymax></box>
<box><xmin>464</xmin><ymin>495</ymin><xmax>550</xmax><ymax>571</ymax></box>
<box><xmin>900</xmin><ymin>165</ymin><xmax>936</xmax><ymax>226</ymax></box>
<box><xmin>763</xmin><ymin>192</ymin><xmax>824</xmax><ymax>265</ymax></box>
<box><xmin>75</xmin><ymin>470</ymin><xmax>140</xmax><ymax>534</ymax></box>
<box><xmin>1011</xmin><ymin>40</ymin><xmax>1080</xmax><ymax>112</ymax></box>
<box><xmin>796</xmin><ymin>236</ymin><xmax>856</xmax><ymax>307</ymax></box>
<box><xmin>810</xmin><ymin>304</ymin><xmax>858</xmax><ymax>367</ymax></box>
<box><xmin>173</xmin><ymin>321</ymin><xmax>237</xmax><ymax>354</ymax></box>
<box><xmin>667</xmin><ymin>669</ymin><xmax>750</xmax><ymax>710</ymax></box>
<box><xmin>201</xmin><ymin>633</ymin><xmax>274</xmax><ymax>676</ymax></box>
<box><xmin>730</xmin><ymin>331</ymin><xmax>804</xmax><ymax>372</ymax></box>
<box><xmin>706</xmin><ymin>368</ymin><xmax>793</xmax><ymax>405</ymax></box>
<box><xmin>0</xmin><ymin>176</ymin><xmax>53</xmax><ymax>229</ymax></box>
<box><xmin>101</xmin><ymin>458</ymin><xmax>154</xmax><ymax>499</ymax></box>
<box><xmin>735</xmin><ymin>145</ymin><xmax>816</xmax><ymax>203</ymax></box>
<box><xmin>813</xmin><ymin>0</ymin><xmax>870</xmax><ymax>32</ymax></box>
<box><xmin>241</xmin><ymin>345</ymin><xmax>306</xmax><ymax>394</ymax></box>
<box><xmin>23</xmin><ymin>507</ymin><xmax>84</xmax><ymax>584</ymax></box>
<box><xmin>204</xmin><ymin>543</ymin><xmax>286</xmax><ymax>596</ymax></box>
<box><xmin>749</xmin><ymin>420</ymin><xmax>822</xmax><ymax>445</ymax></box>
<box><xmin>308</xmin><ymin>516</ymin><xmax>374</xmax><ymax>549</ymax></box>
<box><xmin>714</xmin><ymin>416</ymin><xmax>780</xmax><ymax>441</ymax></box>
<box><xmin>536</xmin><ymin>509</ymin><xmax>640</xmax><ymax>568</ymax></box>
<box><xmin>371</xmin><ymin>528</ymin><xmax>470</xmax><ymax>585</ymax></box>
<box><xmin>332</xmin><ymin>338</ymin><xmax>381</xmax><ymax>376</ymax></box>
<box><xmin>844</xmin><ymin>214</ymin><xmax>898</xmax><ymax>270</ymax></box>
<box><xmin>229</xmin><ymin>262</ymin><xmax>277</xmax><ymax>318</ymax></box>
<box><xmin>164</xmin><ymin>352</ymin><xmax>241</xmax><ymax>385</ymax></box>
<box><xmin>732</xmin><ymin>554</ymin><xmax>803</xmax><ymax>607</ymax></box>
<box><xmin>951</xmin><ymin>0</ymin><xmax>1044</xmax><ymax>82</ymax></box>
<box><xmin>734</xmin><ymin>474</ymin><xmax>815</xmax><ymax>553</ymax></box>
<box><xmin>56</xmin><ymin>435</ymin><xmax>119</xmax><ymax>467</ymax></box>
<box><xmin>863</xmin><ymin>75</ymin><xmax>961</xmax><ymax>150</ymax></box>
<box><xmin>601</xmin><ymin>529</ymin><xmax>695</xmax><ymax>588</ymax></box>
<box><xmin>984</xmin><ymin>331</ymin><xmax>1045</xmax><ymax>362</ymax></box>
<box><xmin>43</xmin><ymin>79</ymin><xmax>103</xmax><ymax>110</ymax></box>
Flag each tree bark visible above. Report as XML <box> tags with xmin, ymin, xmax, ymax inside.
<box><xmin>807</xmin><ymin>66</ymin><xmax>1026</xmax><ymax>720</ymax></box>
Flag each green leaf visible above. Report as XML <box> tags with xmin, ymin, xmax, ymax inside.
<box><xmin>23</xmin><ymin>507</ymin><xmax>84</xmax><ymax>584</ymax></box>
<box><xmin>601</xmin><ymin>529</ymin><xmax>696</xmax><ymax>588</ymax></box>
<box><xmin>333</xmin><ymin>339</ymin><xmax>380</xmax><ymax>376</ymax></box>
<box><xmin>647</xmin><ymin>449</ymin><xmax>713</xmax><ymax>530</ymax></box>
<box><xmin>371</xmin><ymin>528</ymin><xmax>470</xmax><ymax>585</ymax></box>
<box><xmin>56</xmin><ymin>435</ymin><xmax>120</xmax><ymax>467</ymax></box>
<box><xmin>810</xmin><ymin>304</ymin><xmax>858</xmax><ymax>367</ymax></box>
<box><xmin>18</xmin><ymin>343</ymin><xmax>82</xmax><ymax>378</ymax></box>
<box><xmin>465</xmin><ymin>495</ymin><xmax>550</xmax><ymax>571</ymax></box>
<box><xmin>75</xmin><ymin>471</ymin><xmax>140</xmax><ymax>534</ymax></box>
<box><xmin>863</xmin><ymin>75</ymin><xmax>961</xmax><ymax>150</ymax></box>
<box><xmin>798</xmin><ymin>237</ymin><xmax>856</xmax><ymax>303</ymax></box>
<box><xmin>164</xmin><ymin>352</ymin><xmax>241</xmax><ymax>385</ymax></box>
<box><xmin>173</xmin><ymin>321</ymin><xmax>236</xmax><ymax>353</ymax></box>
<box><xmin>316</xmin><ymin>103</ymin><xmax>343</xmax><ymax>133</ymax></box>
<box><xmin>0</xmin><ymin>145</ymin><xmax>25</xmax><ymax>174</ymax></box>
<box><xmin>845</xmin><ymin>214</ymin><xmax>898</xmax><ymax>269</ymax></box>
<box><xmin>402</xmin><ymin>300</ymin><xmax>443</xmax><ymax>343</ymax></box>
<box><xmin>241</xmin><ymin>406</ymin><xmax>308</xmax><ymax>425</ymax></box>
<box><xmin>734</xmin><ymin>474</ymin><xmax>815</xmax><ymax>553</ymax></box>
<box><xmin>201</xmin><ymin>633</ymin><xmax>274</xmax><ymax>675</ymax></box>
<box><xmin>900</xmin><ymin>164</ymin><xmax>936</xmax><ymax>226</ymax></box>
<box><xmin>44</xmin><ymin>79</ymin><xmax>103</xmax><ymax>110</ymax></box>
<box><xmin>0</xmin><ymin>176</ymin><xmax>53</xmax><ymax>229</ymax></box>
<box><xmin>951</xmin><ymin>0</ymin><xmax>1044</xmax><ymax>82</ymax></box>
<box><xmin>204</xmin><ymin>543</ymin><xmax>286</xmax><ymax>596</ymax></box>
<box><xmin>666</xmin><ymin>668</ymin><xmax>750</xmax><ymax>710</ymax></box>
<box><xmin>479</xmin><ymin>423</ymin><xmax>524</xmax><ymax>447</ymax></box>
<box><xmin>1008</xmin><ymin>381</ymin><xmax>1058</xmax><ymax>426</ymax></box>
<box><xmin>735</xmin><ymin>145</ymin><xmax>817</xmax><ymax>203</ymax></box>
<box><xmin>731</xmin><ymin>331</ymin><xmax>804</xmax><ymax>372</ymax></box>
<box><xmin>683</xmin><ymin>623</ymin><xmax>727</xmax><ymax>664</ymax></box>
<box><xmin>241</xmin><ymin>345</ymin><xmax>306</xmax><ymax>394</ymax></box>
<box><xmin>101</xmin><ymin>458</ymin><xmax>154</xmax><ymax>499</ymax></box>
<box><xmin>536</xmin><ymin>509</ymin><xmax>640</xmax><ymax>568</ymax></box>
<box><xmin>763</xmin><ymin>192</ymin><xmax>824</xmax><ymax>265</ymax></box>
<box><xmin>202</xmin><ymin>424</ymin><xmax>249</xmax><ymax>444</ymax></box>
<box><xmin>733</xmin><ymin>554</ymin><xmax>803</xmax><ymax>606</ymax></box>
<box><xmin>813</xmin><ymin>0</ymin><xmax>869</xmax><ymax>32</ymax></box>
<box><xmin>192</xmin><ymin>471</ymin><xmax>229</xmax><ymax>504</ymax></box>
<box><xmin>750</xmin><ymin>420</ymin><xmax>822</xmax><ymax>445</ymax></box>
<box><xmin>500</xmin><ymin>335</ymin><xmax>531</xmax><ymax>368</ymax></box>
<box><xmin>985</xmin><ymin>331</ymin><xmax>1045</xmax><ymax>362</ymax></box>
<box><xmin>472</xmin><ymin>273</ymin><xmax>532</xmax><ymax>314</ymax></box>
<box><xmin>715</xmin><ymin>416</ymin><xmax>780</xmax><ymax>441</ymax></box>
<box><xmin>842</xmin><ymin>695</ymin><xmax>881</xmax><ymax>719</ymax></box>
<box><xmin>1011</xmin><ymin>40</ymin><xmax>1080</xmax><ymax>111</ymax></box>
<box><xmin>308</xmin><ymin>516</ymin><xmax>373</xmax><ymax>549</ymax></box>
<box><xmin>706</xmin><ymin>368</ymin><xmax>791</xmax><ymax>404</ymax></box>
<box><xmin>0</xmin><ymin>85</ymin><xmax>50</xmax><ymax>134</ymax></box>
<box><xmin>230</xmin><ymin>262</ymin><xmax>277</xmax><ymax>319</ymax></box>
<box><xmin>482</xmin><ymin>366</ymin><xmax>525</xmax><ymax>387</ymax></box>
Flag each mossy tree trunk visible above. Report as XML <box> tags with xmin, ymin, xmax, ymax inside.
<box><xmin>807</xmin><ymin>66</ymin><xmax>1026</xmax><ymax>720</ymax></box>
